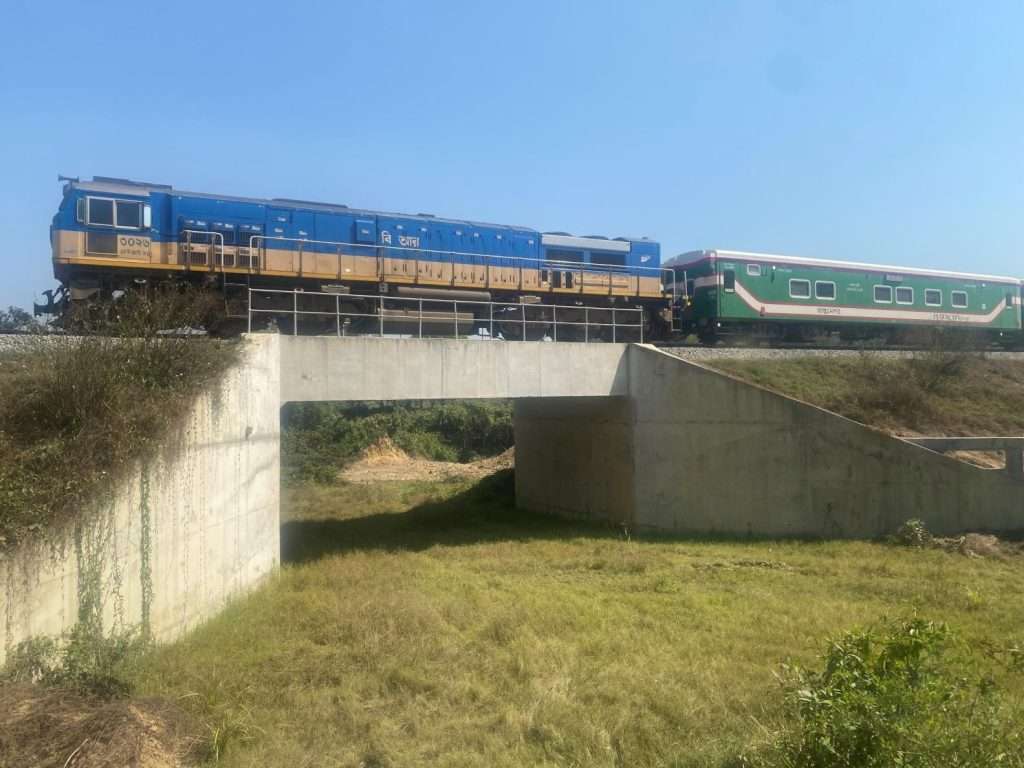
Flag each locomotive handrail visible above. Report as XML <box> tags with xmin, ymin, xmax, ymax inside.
<box><xmin>246</xmin><ymin>287</ymin><xmax>645</xmax><ymax>343</ymax></box>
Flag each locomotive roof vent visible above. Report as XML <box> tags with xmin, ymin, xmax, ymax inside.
<box><xmin>272</xmin><ymin>197</ymin><xmax>349</xmax><ymax>208</ymax></box>
<box><xmin>93</xmin><ymin>176</ymin><xmax>172</xmax><ymax>190</ymax></box>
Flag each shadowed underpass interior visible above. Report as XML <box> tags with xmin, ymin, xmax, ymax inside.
<box><xmin>281</xmin><ymin>470</ymin><xmax>618</xmax><ymax>563</ymax></box>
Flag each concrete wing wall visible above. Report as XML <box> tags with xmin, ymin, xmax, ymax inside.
<box><xmin>629</xmin><ymin>346</ymin><xmax>1024</xmax><ymax>538</ymax></box>
<box><xmin>280</xmin><ymin>337</ymin><xmax>631</xmax><ymax>402</ymax></box>
<box><xmin>0</xmin><ymin>335</ymin><xmax>281</xmax><ymax>665</ymax></box>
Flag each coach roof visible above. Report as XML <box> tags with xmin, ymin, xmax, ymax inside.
<box><xmin>666</xmin><ymin>249</ymin><xmax>1021</xmax><ymax>285</ymax></box>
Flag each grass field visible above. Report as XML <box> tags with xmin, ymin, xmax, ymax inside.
<box><xmin>706</xmin><ymin>354</ymin><xmax>1024</xmax><ymax>436</ymax></box>
<box><xmin>125</xmin><ymin>472</ymin><xmax>1024</xmax><ymax>767</ymax></box>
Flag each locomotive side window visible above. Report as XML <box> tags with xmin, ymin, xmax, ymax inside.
<box><xmin>951</xmin><ymin>291</ymin><xmax>968</xmax><ymax>309</ymax></box>
<box><xmin>925</xmin><ymin>288</ymin><xmax>942</xmax><ymax>306</ymax></box>
<box><xmin>86</xmin><ymin>231</ymin><xmax>118</xmax><ymax>255</ymax></box>
<box><xmin>115</xmin><ymin>200</ymin><xmax>142</xmax><ymax>229</ymax></box>
<box><xmin>873</xmin><ymin>285</ymin><xmax>893</xmax><ymax>303</ymax></box>
<box><xmin>895</xmin><ymin>286</ymin><xmax>914</xmax><ymax>305</ymax></box>
<box><xmin>686</xmin><ymin>278</ymin><xmax>695</xmax><ymax>297</ymax></box>
<box><xmin>723</xmin><ymin>270</ymin><xmax>735</xmax><ymax>292</ymax></box>
<box><xmin>746</xmin><ymin>263</ymin><xmax>761</xmax><ymax>277</ymax></box>
<box><xmin>87</xmin><ymin>198</ymin><xmax>114</xmax><ymax>226</ymax></box>
<box><xmin>789</xmin><ymin>279</ymin><xmax>810</xmax><ymax>299</ymax></box>
<box><xmin>814</xmin><ymin>281</ymin><xmax>836</xmax><ymax>300</ymax></box>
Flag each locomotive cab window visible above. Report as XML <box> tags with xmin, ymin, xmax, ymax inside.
<box><xmin>895</xmin><ymin>286</ymin><xmax>914</xmax><ymax>305</ymax></box>
<box><xmin>814</xmin><ymin>281</ymin><xmax>836</xmax><ymax>300</ymax></box>
<box><xmin>951</xmin><ymin>291</ymin><xmax>968</xmax><ymax>309</ymax></box>
<box><xmin>723</xmin><ymin>269</ymin><xmax>735</xmax><ymax>292</ymax></box>
<box><xmin>873</xmin><ymin>285</ymin><xmax>893</xmax><ymax>303</ymax></box>
<box><xmin>84</xmin><ymin>197</ymin><xmax>150</xmax><ymax>230</ymax></box>
<box><xmin>746</xmin><ymin>263</ymin><xmax>761</xmax><ymax>277</ymax></box>
<box><xmin>789</xmin><ymin>279</ymin><xmax>811</xmax><ymax>299</ymax></box>
<box><xmin>925</xmin><ymin>289</ymin><xmax>942</xmax><ymax>306</ymax></box>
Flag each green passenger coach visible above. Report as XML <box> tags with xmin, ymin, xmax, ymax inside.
<box><xmin>666</xmin><ymin>249</ymin><xmax>1023</xmax><ymax>345</ymax></box>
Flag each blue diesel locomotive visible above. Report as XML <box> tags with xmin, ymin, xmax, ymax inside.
<box><xmin>44</xmin><ymin>176</ymin><xmax>670</xmax><ymax>337</ymax></box>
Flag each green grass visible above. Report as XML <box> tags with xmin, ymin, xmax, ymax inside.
<box><xmin>706</xmin><ymin>353</ymin><xmax>1024</xmax><ymax>435</ymax></box>
<box><xmin>126</xmin><ymin>474</ymin><xmax>1024</xmax><ymax>767</ymax></box>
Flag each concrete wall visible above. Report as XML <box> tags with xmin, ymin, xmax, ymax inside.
<box><xmin>0</xmin><ymin>335</ymin><xmax>281</xmax><ymax>665</ymax></box>
<box><xmin>280</xmin><ymin>337</ymin><xmax>630</xmax><ymax>402</ymax></box>
<box><xmin>515</xmin><ymin>345</ymin><xmax>1024</xmax><ymax>538</ymax></box>
<box><xmin>514</xmin><ymin>398</ymin><xmax>635</xmax><ymax>526</ymax></box>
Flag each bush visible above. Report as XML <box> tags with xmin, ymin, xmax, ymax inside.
<box><xmin>891</xmin><ymin>518</ymin><xmax>932</xmax><ymax>548</ymax></box>
<box><xmin>741</xmin><ymin>618</ymin><xmax>1024</xmax><ymax>767</ymax></box>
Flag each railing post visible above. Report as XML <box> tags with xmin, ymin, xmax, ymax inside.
<box><xmin>639</xmin><ymin>308</ymin><xmax>644</xmax><ymax>343</ymax></box>
<box><xmin>453</xmin><ymin>300</ymin><xmax>459</xmax><ymax>338</ymax></box>
<box><xmin>521</xmin><ymin>303</ymin><xmax>526</xmax><ymax>341</ymax></box>
<box><xmin>293</xmin><ymin>290</ymin><xmax>298</xmax><ymax>336</ymax></box>
<box><xmin>585</xmin><ymin>307</ymin><xmax>589</xmax><ymax>343</ymax></box>
<box><xmin>335</xmin><ymin>294</ymin><xmax>341</xmax><ymax>337</ymax></box>
<box><xmin>247</xmin><ymin>288</ymin><xmax>252</xmax><ymax>334</ymax></box>
<box><xmin>553</xmin><ymin>305</ymin><xmax>557</xmax><ymax>342</ymax></box>
<box><xmin>489</xmin><ymin>302</ymin><xmax>494</xmax><ymax>340</ymax></box>
<box><xmin>419</xmin><ymin>299</ymin><xmax>423</xmax><ymax>339</ymax></box>
<box><xmin>612</xmin><ymin>308</ymin><xmax>617</xmax><ymax>343</ymax></box>
<box><xmin>379</xmin><ymin>296</ymin><xmax>384</xmax><ymax>336</ymax></box>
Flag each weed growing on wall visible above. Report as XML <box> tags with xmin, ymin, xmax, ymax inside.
<box><xmin>0</xmin><ymin>287</ymin><xmax>239</xmax><ymax>547</ymax></box>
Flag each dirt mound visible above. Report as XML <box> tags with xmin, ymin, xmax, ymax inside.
<box><xmin>933</xmin><ymin>532</ymin><xmax>1022</xmax><ymax>558</ymax></box>
<box><xmin>341</xmin><ymin>442</ymin><xmax>514</xmax><ymax>484</ymax></box>
<box><xmin>358</xmin><ymin>435</ymin><xmax>412</xmax><ymax>464</ymax></box>
<box><xmin>0</xmin><ymin>683</ymin><xmax>203</xmax><ymax>768</ymax></box>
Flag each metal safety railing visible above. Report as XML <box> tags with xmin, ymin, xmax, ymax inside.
<box><xmin>247</xmin><ymin>287</ymin><xmax>645</xmax><ymax>342</ymax></box>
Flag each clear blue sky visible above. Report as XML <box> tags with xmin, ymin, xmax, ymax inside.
<box><xmin>2</xmin><ymin>0</ymin><xmax>1022</xmax><ymax>309</ymax></box>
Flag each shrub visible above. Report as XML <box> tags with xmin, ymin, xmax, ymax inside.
<box><xmin>891</xmin><ymin>518</ymin><xmax>932</xmax><ymax>548</ymax></box>
<box><xmin>741</xmin><ymin>618</ymin><xmax>1024</xmax><ymax>767</ymax></box>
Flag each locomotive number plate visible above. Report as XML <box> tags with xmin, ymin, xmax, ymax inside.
<box><xmin>118</xmin><ymin>236</ymin><xmax>151</xmax><ymax>260</ymax></box>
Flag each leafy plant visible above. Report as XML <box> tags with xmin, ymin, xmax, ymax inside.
<box><xmin>741</xmin><ymin>618</ymin><xmax>1024</xmax><ymax>767</ymax></box>
<box><xmin>891</xmin><ymin>518</ymin><xmax>932</xmax><ymax>548</ymax></box>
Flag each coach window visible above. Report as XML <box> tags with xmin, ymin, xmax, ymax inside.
<box><xmin>87</xmin><ymin>198</ymin><xmax>114</xmax><ymax>226</ymax></box>
<box><xmin>723</xmin><ymin>269</ymin><xmax>736</xmax><ymax>292</ymax></box>
<box><xmin>873</xmin><ymin>285</ymin><xmax>893</xmax><ymax>303</ymax></box>
<box><xmin>789</xmin><ymin>279</ymin><xmax>811</xmax><ymax>299</ymax></box>
<box><xmin>814</xmin><ymin>281</ymin><xmax>836</xmax><ymax>300</ymax></box>
<box><xmin>951</xmin><ymin>291</ymin><xmax>968</xmax><ymax>309</ymax></box>
<box><xmin>925</xmin><ymin>288</ymin><xmax>942</xmax><ymax>306</ymax></box>
<box><xmin>746</xmin><ymin>263</ymin><xmax>761</xmax><ymax>277</ymax></box>
<box><xmin>895</xmin><ymin>286</ymin><xmax>914</xmax><ymax>305</ymax></box>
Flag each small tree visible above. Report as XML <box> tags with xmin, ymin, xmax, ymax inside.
<box><xmin>0</xmin><ymin>306</ymin><xmax>37</xmax><ymax>331</ymax></box>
